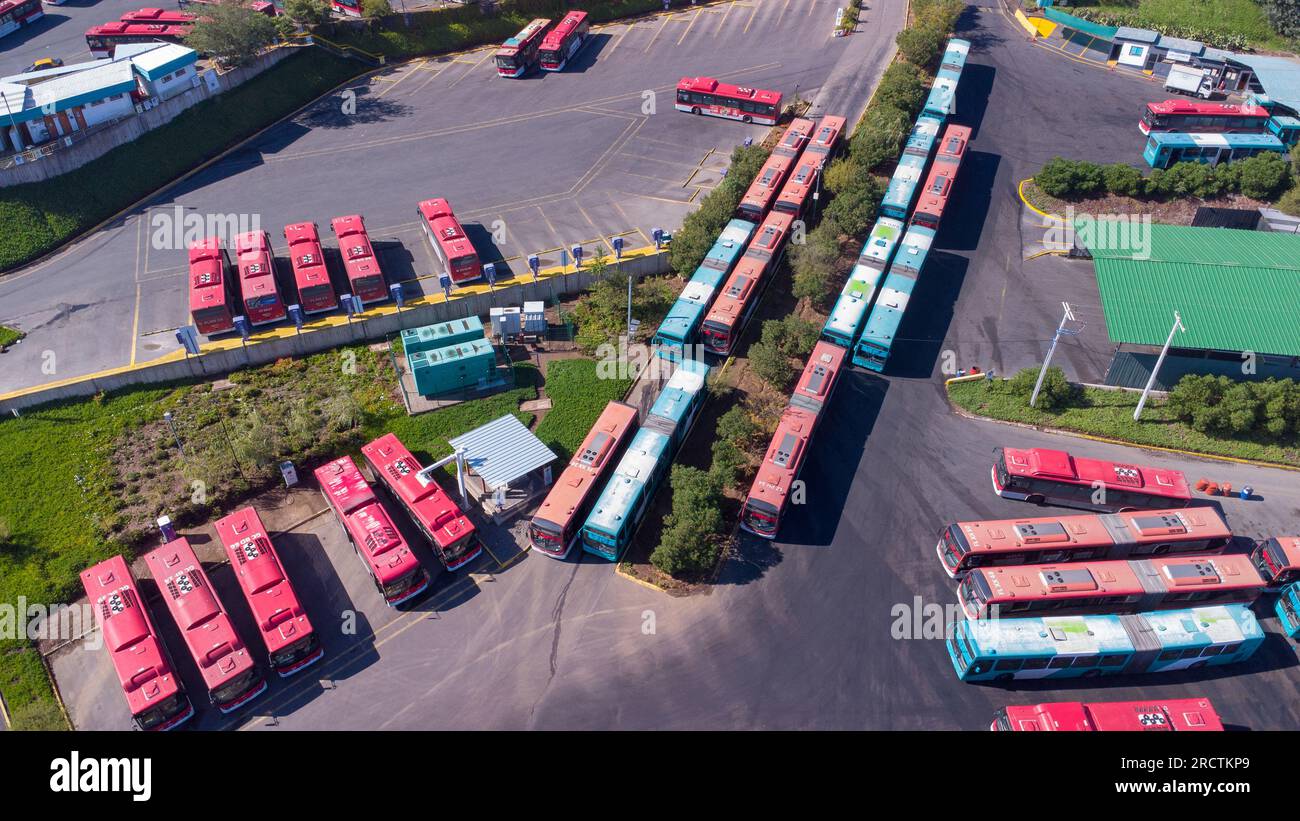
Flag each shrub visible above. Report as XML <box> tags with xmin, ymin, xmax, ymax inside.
<box><xmin>1162</xmin><ymin>161</ymin><xmax>1218</xmax><ymax>198</ymax></box>
<box><xmin>669</xmin><ymin>143</ymin><xmax>770</xmax><ymax>277</ymax></box>
<box><xmin>895</xmin><ymin>24</ymin><xmax>946</xmax><ymax>67</ymax></box>
<box><xmin>1103</xmin><ymin>163</ymin><xmax>1143</xmax><ymax>197</ymax></box>
<box><xmin>824</xmin><ymin>172</ymin><xmax>883</xmax><ymax>238</ymax></box>
<box><xmin>874</xmin><ymin>62</ymin><xmax>928</xmax><ymax>116</ymax></box>
<box><xmin>650</xmin><ymin>465</ymin><xmax>725</xmax><ymax>578</ymax></box>
<box><xmin>1276</xmin><ymin>185</ymin><xmax>1300</xmax><ymax>217</ymax></box>
<box><xmin>1235</xmin><ymin>152</ymin><xmax>1292</xmax><ymax>199</ymax></box>
<box><xmin>711</xmin><ymin>406</ymin><xmax>760</xmax><ymax>488</ymax></box>
<box><xmin>748</xmin><ymin>339</ymin><xmax>795</xmax><ymax>391</ymax></box>
<box><xmin>1035</xmin><ymin>157</ymin><xmax>1103</xmax><ymax>199</ymax></box>
<box><xmin>1169</xmin><ymin>374</ymin><xmax>1300</xmax><ymax>437</ymax></box>
<box><xmin>790</xmin><ymin>223</ymin><xmax>842</xmax><ymax>305</ymax></box>
<box><xmin>1002</xmin><ymin>365</ymin><xmax>1072</xmax><ymax>410</ymax></box>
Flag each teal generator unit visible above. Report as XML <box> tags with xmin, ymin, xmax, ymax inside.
<box><xmin>408</xmin><ymin>338</ymin><xmax>497</xmax><ymax>397</ymax></box>
<box><xmin>401</xmin><ymin>316</ymin><xmax>485</xmax><ymax>356</ymax></box>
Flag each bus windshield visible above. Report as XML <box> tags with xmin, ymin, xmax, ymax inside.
<box><xmin>211</xmin><ymin>669</ymin><xmax>258</xmax><ymax>705</ymax></box>
<box><xmin>495</xmin><ymin>53</ymin><xmax>519</xmax><ymax>70</ymax></box>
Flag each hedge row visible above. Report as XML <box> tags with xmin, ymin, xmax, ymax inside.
<box><xmin>1036</xmin><ymin>153</ymin><xmax>1295</xmax><ymax>202</ymax></box>
<box><xmin>1168</xmin><ymin>374</ymin><xmax>1300</xmax><ymax>438</ymax></box>
<box><xmin>667</xmin><ymin>143</ymin><xmax>771</xmax><ymax>277</ymax></box>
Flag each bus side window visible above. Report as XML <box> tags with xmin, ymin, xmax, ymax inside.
<box><xmin>994</xmin><ymin>658</ymin><xmax>1023</xmax><ymax>671</ymax></box>
<box><xmin>1072</xmin><ymin>655</ymin><xmax>1100</xmax><ymax>667</ymax></box>
<box><xmin>1158</xmin><ymin>650</ymin><xmax>1180</xmax><ymax>661</ymax></box>
<box><xmin>1098</xmin><ymin>654</ymin><xmax>1126</xmax><ymax>667</ymax></box>
<box><xmin>1023</xmin><ymin>657</ymin><xmax>1050</xmax><ymax>670</ymax></box>
<box><xmin>1047</xmin><ymin>656</ymin><xmax>1073</xmax><ymax>669</ymax></box>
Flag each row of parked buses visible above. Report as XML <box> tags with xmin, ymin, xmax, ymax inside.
<box><xmin>84</xmin><ymin>5</ymin><xmax>276</xmax><ymax>57</ymax></box>
<box><xmin>492</xmin><ymin>11</ymin><xmax>593</xmax><ymax>77</ymax></box>
<box><xmin>187</xmin><ymin>197</ymin><xmax>478</xmax><ymax>337</ymax></box>
<box><xmin>0</xmin><ymin>0</ymin><xmax>43</xmax><ymax>42</ymax></box>
<box><xmin>1137</xmin><ymin>97</ymin><xmax>1299</xmax><ymax>169</ymax></box>
<box><xmin>81</xmin><ymin>430</ymin><xmax>481</xmax><ymax>730</ymax></box>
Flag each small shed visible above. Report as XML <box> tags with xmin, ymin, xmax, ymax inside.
<box><xmin>448</xmin><ymin>415</ymin><xmax>558</xmax><ymax>523</ymax></box>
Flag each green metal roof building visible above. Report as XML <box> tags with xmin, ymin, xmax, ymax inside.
<box><xmin>1073</xmin><ymin>219</ymin><xmax>1300</xmax><ymax>388</ymax></box>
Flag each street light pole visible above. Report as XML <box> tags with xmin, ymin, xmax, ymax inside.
<box><xmin>1030</xmin><ymin>302</ymin><xmax>1077</xmax><ymax>408</ymax></box>
<box><xmin>1134</xmin><ymin>310</ymin><xmax>1185</xmax><ymax>421</ymax></box>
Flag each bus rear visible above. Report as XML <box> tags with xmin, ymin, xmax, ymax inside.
<box><xmin>80</xmin><ymin>555</ymin><xmax>195</xmax><ymax>731</ymax></box>
<box><xmin>216</xmin><ymin>506</ymin><xmax>324</xmax><ymax>677</ymax></box>
<box><xmin>284</xmin><ymin>222</ymin><xmax>336</xmax><ymax>314</ymax></box>
<box><xmin>330</xmin><ymin>214</ymin><xmax>388</xmax><ymax>305</ymax></box>
<box><xmin>234</xmin><ymin>230</ymin><xmax>286</xmax><ymax>326</ymax></box>
<box><xmin>1276</xmin><ymin>581</ymin><xmax>1300</xmax><ymax>638</ymax></box>
<box><xmin>188</xmin><ymin>237</ymin><xmax>235</xmax><ymax>336</ymax></box>
<box><xmin>1251</xmin><ymin>535</ymin><xmax>1300</xmax><ymax>589</ymax></box>
<box><xmin>144</xmin><ymin>538</ymin><xmax>267</xmax><ymax>713</ymax></box>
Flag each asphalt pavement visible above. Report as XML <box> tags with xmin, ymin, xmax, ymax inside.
<box><xmin>1</xmin><ymin>0</ymin><xmax>156</xmax><ymax>71</ymax></box>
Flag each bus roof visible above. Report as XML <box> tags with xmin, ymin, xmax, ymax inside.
<box><xmin>1001</xmin><ymin>446</ymin><xmax>1191</xmax><ymax>500</ymax></box>
<box><xmin>1148</xmin><ymin>131</ymin><xmax>1284</xmax><ymax>149</ymax></box>
<box><xmin>789</xmin><ymin>341</ymin><xmax>845</xmax><ymax>416</ymax></box>
<box><xmin>316</xmin><ymin>455</ymin><xmax>421</xmax><ymax>587</ymax></box>
<box><xmin>677</xmin><ymin>76</ymin><xmax>782</xmax><ymax>106</ymax></box>
<box><xmin>501</xmin><ymin>17</ymin><xmax>550</xmax><ymax>50</ymax></box>
<box><xmin>1004</xmin><ymin>698</ymin><xmax>1223</xmax><ymax>731</ymax></box>
<box><xmin>361</xmin><ymin>433</ymin><xmax>476</xmax><ymax>550</ymax></box>
<box><xmin>534</xmin><ymin>401</ymin><xmax>638</xmax><ymax>531</ymax></box>
<box><xmin>316</xmin><ymin>455</ymin><xmax>377</xmax><ymax>516</ymax></box>
<box><xmin>542</xmin><ymin>10</ymin><xmax>588</xmax><ymax>51</ymax></box>
<box><xmin>749</xmin><ymin>406</ymin><xmax>818</xmax><ymax>511</ymax></box>
<box><xmin>188</xmin><ymin>238</ymin><xmax>227</xmax><ymax>310</ymax></box>
<box><xmin>87</xmin><ymin>21</ymin><xmax>191</xmax><ymax>35</ymax></box>
<box><xmin>215</xmin><ymin>507</ymin><xmax>315</xmax><ymax>653</ymax></box>
<box><xmin>585</xmin><ymin>427</ymin><xmax>671</xmax><ymax>535</ymax></box>
<box><xmin>971</xmin><ymin>553</ymin><xmax>1265</xmax><ymax>603</ymax></box>
<box><xmin>417</xmin><ymin>198</ymin><xmax>476</xmax><ymax>259</ymax></box>
<box><xmin>954</xmin><ymin>508</ymin><xmax>1230</xmax><ymax>556</ymax></box>
<box><xmin>1146</xmin><ymin>99</ymin><xmax>1268</xmax><ymax>118</ymax></box>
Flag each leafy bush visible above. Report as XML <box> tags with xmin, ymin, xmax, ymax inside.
<box><xmin>895</xmin><ymin>23</ymin><xmax>947</xmax><ymax>67</ymax></box>
<box><xmin>999</xmin><ymin>365</ymin><xmax>1073</xmax><ymax>410</ymax></box>
<box><xmin>874</xmin><ymin>62</ymin><xmax>929</xmax><ymax>115</ymax></box>
<box><xmin>790</xmin><ymin>223</ymin><xmax>842</xmax><ymax>305</ymax></box>
<box><xmin>185</xmin><ymin>3</ymin><xmax>280</xmax><ymax>67</ymax></box>
<box><xmin>824</xmin><ymin>171</ymin><xmax>883</xmax><ymax>238</ymax></box>
<box><xmin>571</xmin><ymin>263</ymin><xmax>677</xmax><ymax>353</ymax></box>
<box><xmin>711</xmin><ymin>406</ymin><xmax>761</xmax><ymax>488</ymax></box>
<box><xmin>1037</xmin><ymin>152</ymin><xmax>1293</xmax><ymax>203</ymax></box>
<box><xmin>650</xmin><ymin>465</ymin><xmax>725</xmax><ymax>578</ymax></box>
<box><xmin>1276</xmin><ymin>185</ymin><xmax>1300</xmax><ymax>217</ymax></box>
<box><xmin>1103</xmin><ymin>163</ymin><xmax>1144</xmax><ymax>198</ymax></box>
<box><xmin>1235</xmin><ymin>152</ymin><xmax>1292</xmax><ymax>200</ymax></box>
<box><xmin>1168</xmin><ymin>374</ymin><xmax>1300</xmax><ymax>437</ymax></box>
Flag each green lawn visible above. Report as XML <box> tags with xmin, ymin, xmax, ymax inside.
<box><xmin>948</xmin><ymin>378</ymin><xmax>1300</xmax><ymax>465</ymax></box>
<box><xmin>533</xmin><ymin>358</ymin><xmax>634</xmax><ymax>463</ymax></box>
<box><xmin>1076</xmin><ymin>0</ymin><xmax>1293</xmax><ymax>51</ymax></box>
<box><xmin>0</xmin><ymin>325</ymin><xmax>22</xmax><ymax>350</ymax></box>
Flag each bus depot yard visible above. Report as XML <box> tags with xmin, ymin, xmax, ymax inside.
<box><xmin>6</xmin><ymin>0</ymin><xmax>1300</xmax><ymax>733</ymax></box>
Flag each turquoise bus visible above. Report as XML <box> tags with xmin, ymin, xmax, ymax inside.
<box><xmin>821</xmin><ymin>217</ymin><xmax>905</xmax><ymax>348</ymax></box>
<box><xmin>1142</xmin><ymin>130</ymin><xmax>1286</xmax><ymax>168</ymax></box>
<box><xmin>922</xmin><ymin>38</ymin><xmax>970</xmax><ymax>121</ymax></box>
<box><xmin>651</xmin><ymin>219</ymin><xmax>755</xmax><ymax>361</ymax></box>
<box><xmin>880</xmin><ymin>115</ymin><xmax>942</xmax><ymax>220</ymax></box>
<box><xmin>852</xmin><ymin>224</ymin><xmax>935</xmax><ymax>370</ymax></box>
<box><xmin>947</xmin><ymin>604</ymin><xmax>1265</xmax><ymax>683</ymax></box>
<box><xmin>1276</xmin><ymin>581</ymin><xmax>1300</xmax><ymax>639</ymax></box>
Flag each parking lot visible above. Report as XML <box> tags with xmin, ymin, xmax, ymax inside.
<box><xmin>0</xmin><ymin>0</ymin><xmax>887</xmax><ymax>395</ymax></box>
<box><xmin>0</xmin><ymin>0</ymin><xmax>153</xmax><ymax>70</ymax></box>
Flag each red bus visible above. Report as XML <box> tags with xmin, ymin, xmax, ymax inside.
<box><xmin>936</xmin><ymin>507</ymin><xmax>1232</xmax><ymax>578</ymax></box>
<box><xmin>85</xmin><ymin>22</ymin><xmax>191</xmax><ymax>57</ymax></box>
<box><xmin>701</xmin><ymin>210</ymin><xmax>794</xmax><ymax>356</ymax></box>
<box><xmin>188</xmin><ymin>237</ymin><xmax>236</xmax><ymax>336</ymax></box>
<box><xmin>958</xmin><ymin>553</ymin><xmax>1266</xmax><ymax>619</ymax></box>
<box><xmin>215</xmin><ymin>506</ymin><xmax>324</xmax><ymax>677</ymax></box>
<box><xmin>330</xmin><ymin>214</ymin><xmax>388</xmax><ymax>305</ymax></box>
<box><xmin>737</xmin><ymin>117</ymin><xmax>813</xmax><ymax>221</ymax></box>
<box><xmin>143</xmin><ymin>537</ymin><xmax>267</xmax><ymax>713</ymax></box>
<box><xmin>529</xmin><ymin>401</ymin><xmax>639</xmax><ymax>558</ymax></box>
<box><xmin>993</xmin><ymin>698</ymin><xmax>1224</xmax><ymax>731</ymax></box>
<box><xmin>676</xmin><ymin>77</ymin><xmax>782</xmax><ymax>126</ymax></box>
<box><xmin>539</xmin><ymin>10</ymin><xmax>590</xmax><ymax>72</ymax></box>
<box><xmin>361</xmin><ymin>433</ymin><xmax>481</xmax><ymax>571</ymax></box>
<box><xmin>495</xmin><ymin>17</ymin><xmax>552</xmax><ymax>78</ymax></box>
<box><xmin>1139</xmin><ymin>99</ymin><xmax>1269</xmax><ymax>136</ymax></box>
<box><xmin>283</xmin><ymin>221</ymin><xmax>337</xmax><ymax>314</ymax></box>
<box><xmin>330</xmin><ymin>0</ymin><xmax>361</xmax><ymax>16</ymax></box>
<box><xmin>1</xmin><ymin>0</ymin><xmax>42</xmax><ymax>40</ymax></box>
<box><xmin>802</xmin><ymin>115</ymin><xmax>846</xmax><ymax>165</ymax></box>
<box><xmin>992</xmin><ymin>446</ymin><xmax>1191</xmax><ymax>512</ymax></box>
<box><xmin>80</xmin><ymin>555</ymin><xmax>195</xmax><ymax>731</ymax></box>
<box><xmin>773</xmin><ymin>157</ymin><xmax>821</xmax><ymax>217</ymax></box>
<box><xmin>417</xmin><ymin>198</ymin><xmax>481</xmax><ymax>284</ymax></box>
<box><xmin>315</xmin><ymin>456</ymin><xmax>430</xmax><ymax>607</ymax></box>
<box><xmin>233</xmin><ymin>230</ymin><xmax>286</xmax><ymax>326</ymax></box>
<box><xmin>1250</xmin><ymin>535</ymin><xmax>1300</xmax><ymax>589</ymax></box>
<box><xmin>910</xmin><ymin>123</ymin><xmax>970</xmax><ymax>229</ymax></box>
<box><xmin>120</xmin><ymin>8</ymin><xmax>197</xmax><ymax>24</ymax></box>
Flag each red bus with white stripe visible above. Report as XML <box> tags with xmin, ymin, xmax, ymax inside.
<box><xmin>284</xmin><ymin>221</ymin><xmax>337</xmax><ymax>314</ymax></box>
<box><xmin>1</xmin><ymin>0</ymin><xmax>43</xmax><ymax>40</ymax></box>
<box><xmin>911</xmin><ymin>123</ymin><xmax>970</xmax><ymax>229</ymax></box>
<box><xmin>215</xmin><ymin>506</ymin><xmax>324</xmax><ymax>677</ymax></box>
<box><xmin>676</xmin><ymin>76</ymin><xmax>782</xmax><ymax>125</ymax></box>
<box><xmin>701</xmin><ymin>210</ymin><xmax>794</xmax><ymax>356</ymax></box>
<box><xmin>539</xmin><ymin>10</ymin><xmax>590</xmax><ymax>71</ymax></box>
<box><xmin>188</xmin><ymin>237</ymin><xmax>236</xmax><ymax>336</ymax></box>
<box><xmin>1139</xmin><ymin>99</ymin><xmax>1269</xmax><ymax>136</ymax></box>
<box><xmin>234</xmin><ymin>230</ymin><xmax>286</xmax><ymax>326</ymax></box>
<box><xmin>361</xmin><ymin>433</ymin><xmax>481</xmax><ymax>571</ymax></box>
<box><xmin>495</xmin><ymin>17</ymin><xmax>552</xmax><ymax>78</ymax></box>
<box><xmin>737</xmin><ymin>117</ymin><xmax>813</xmax><ymax>222</ymax></box>
<box><xmin>120</xmin><ymin>8</ymin><xmax>197</xmax><ymax>24</ymax></box>
<box><xmin>993</xmin><ymin>698</ymin><xmax>1223</xmax><ymax>731</ymax></box>
<box><xmin>529</xmin><ymin>401</ymin><xmax>639</xmax><ymax>558</ymax></box>
<box><xmin>330</xmin><ymin>215</ymin><xmax>388</xmax><ymax>305</ymax></box>
<box><xmin>936</xmin><ymin>507</ymin><xmax>1232</xmax><ymax>578</ymax></box>
<box><xmin>315</xmin><ymin>456</ymin><xmax>430</xmax><ymax>607</ymax></box>
<box><xmin>992</xmin><ymin>446</ymin><xmax>1192</xmax><ymax>512</ymax></box>
<box><xmin>85</xmin><ymin>22</ymin><xmax>191</xmax><ymax>57</ymax></box>
<box><xmin>958</xmin><ymin>553</ymin><xmax>1266</xmax><ymax>619</ymax></box>
<box><xmin>80</xmin><ymin>555</ymin><xmax>195</xmax><ymax>731</ymax></box>
<box><xmin>417</xmin><ymin>198</ymin><xmax>482</xmax><ymax>284</ymax></box>
<box><xmin>143</xmin><ymin>537</ymin><xmax>267</xmax><ymax>713</ymax></box>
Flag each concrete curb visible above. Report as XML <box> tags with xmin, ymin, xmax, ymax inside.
<box><xmin>1018</xmin><ymin>177</ymin><xmax>1064</xmax><ymax>222</ymax></box>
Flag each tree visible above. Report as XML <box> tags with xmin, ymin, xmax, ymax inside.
<box><xmin>1103</xmin><ymin>163</ymin><xmax>1143</xmax><ymax>198</ymax></box>
<box><xmin>895</xmin><ymin>25</ymin><xmax>946</xmax><ymax>67</ymax></box>
<box><xmin>789</xmin><ymin>224</ymin><xmax>840</xmax><ymax>305</ymax></box>
<box><xmin>650</xmin><ymin>465</ymin><xmax>724</xmax><ymax>577</ymax></box>
<box><xmin>748</xmin><ymin>338</ymin><xmax>794</xmax><ymax>390</ymax></box>
<box><xmin>1003</xmin><ymin>365</ymin><xmax>1072</xmax><ymax>410</ymax></box>
<box><xmin>185</xmin><ymin>3</ymin><xmax>279</xmax><ymax>67</ymax></box>
<box><xmin>1262</xmin><ymin>0</ymin><xmax>1300</xmax><ymax>38</ymax></box>
<box><xmin>284</xmin><ymin>0</ymin><xmax>331</xmax><ymax>25</ymax></box>
<box><xmin>874</xmin><ymin>62</ymin><xmax>928</xmax><ymax>116</ymax></box>
<box><xmin>1235</xmin><ymin>152</ymin><xmax>1291</xmax><ymax>200</ymax></box>
<box><xmin>824</xmin><ymin>173</ymin><xmax>882</xmax><ymax>237</ymax></box>
<box><xmin>362</xmin><ymin>0</ymin><xmax>392</xmax><ymax>18</ymax></box>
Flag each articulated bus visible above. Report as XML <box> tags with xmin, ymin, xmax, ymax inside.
<box><xmin>821</xmin><ymin>217</ymin><xmax>904</xmax><ymax>348</ymax></box>
<box><xmin>910</xmin><ymin>124</ymin><xmax>970</xmax><ymax>229</ymax></box>
<box><xmin>581</xmin><ymin>359</ymin><xmax>710</xmax><ymax>560</ymax></box>
<box><xmin>937</xmin><ymin>507</ymin><xmax>1233</xmax><ymax>578</ymax></box>
<box><xmin>880</xmin><ymin>115</ymin><xmax>942</xmax><ymax>220</ymax></box>
<box><xmin>530</xmin><ymin>401</ymin><xmax>639</xmax><ymax>558</ymax></box>
<box><xmin>1139</xmin><ymin>99</ymin><xmax>1270</xmax><ymax>136</ymax></box>
<box><xmin>417</xmin><ymin>197</ymin><xmax>482</xmax><ymax>284</ymax></box>
<box><xmin>701</xmin><ymin>211</ymin><xmax>794</xmax><ymax>357</ymax></box>
<box><xmin>188</xmin><ymin>237</ymin><xmax>236</xmax><ymax>336</ymax></box>
<box><xmin>81</xmin><ymin>555</ymin><xmax>195</xmax><ymax>731</ymax></box>
<box><xmin>216</xmin><ymin>507</ymin><xmax>324</xmax><ymax>677</ymax></box>
<box><xmin>284</xmin><ymin>222</ymin><xmax>337</xmax><ymax>314</ymax></box>
<box><xmin>675</xmin><ymin>76</ymin><xmax>782</xmax><ymax>126</ymax></box>
<box><xmin>921</xmin><ymin>38</ymin><xmax>970</xmax><ymax>121</ymax></box>
<box><xmin>652</xmin><ymin>218</ymin><xmax>755</xmax><ymax>360</ymax></box>
<box><xmin>330</xmin><ymin>214</ymin><xmax>388</xmax><ymax>305</ymax></box>
<box><xmin>852</xmin><ymin>223</ymin><xmax>933</xmax><ymax>370</ymax></box>
<box><xmin>540</xmin><ymin>10</ymin><xmax>590</xmax><ymax>71</ymax></box>
<box><xmin>120</xmin><ymin>8</ymin><xmax>198</xmax><ymax>24</ymax></box>
<box><xmin>86</xmin><ymin>22</ymin><xmax>191</xmax><ymax>57</ymax></box>
<box><xmin>361</xmin><ymin>433</ymin><xmax>481</xmax><ymax>571</ymax></box>
<box><xmin>315</xmin><ymin>456</ymin><xmax>430</xmax><ymax>607</ymax></box>
<box><xmin>234</xmin><ymin>230</ymin><xmax>286</xmax><ymax>326</ymax></box>
<box><xmin>993</xmin><ymin>698</ymin><xmax>1224</xmax><ymax>731</ymax></box>
<box><xmin>741</xmin><ymin>342</ymin><xmax>847</xmax><ymax>538</ymax></box>
<box><xmin>495</xmin><ymin>17</ymin><xmax>552</xmax><ymax>78</ymax></box>
<box><xmin>957</xmin><ymin>553</ymin><xmax>1267</xmax><ymax>620</ymax></box>
<box><xmin>1251</xmin><ymin>535</ymin><xmax>1300</xmax><ymax>590</ymax></box>
<box><xmin>1142</xmin><ymin>130</ymin><xmax>1286</xmax><ymax>168</ymax></box>
<box><xmin>1</xmin><ymin>0</ymin><xmax>43</xmax><ymax>40</ymax></box>
<box><xmin>737</xmin><ymin>117</ymin><xmax>814</xmax><ymax>222</ymax></box>
<box><xmin>992</xmin><ymin>446</ymin><xmax>1192</xmax><ymax>512</ymax></box>
<box><xmin>143</xmin><ymin>538</ymin><xmax>267</xmax><ymax>713</ymax></box>
<box><xmin>947</xmin><ymin>604</ymin><xmax>1264</xmax><ymax>683</ymax></box>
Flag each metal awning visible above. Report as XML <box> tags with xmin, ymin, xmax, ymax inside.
<box><xmin>448</xmin><ymin>414</ymin><xmax>557</xmax><ymax>491</ymax></box>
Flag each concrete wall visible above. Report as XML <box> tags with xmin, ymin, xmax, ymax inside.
<box><xmin>0</xmin><ymin>252</ymin><xmax>671</xmax><ymax>414</ymax></box>
<box><xmin>149</xmin><ymin>64</ymin><xmax>199</xmax><ymax>101</ymax></box>
<box><xmin>0</xmin><ymin>48</ymin><xmax>294</xmax><ymax>186</ymax></box>
<box><xmin>81</xmin><ymin>93</ymin><xmax>136</xmax><ymax>130</ymax></box>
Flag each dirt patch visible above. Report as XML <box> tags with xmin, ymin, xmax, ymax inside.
<box><xmin>1022</xmin><ymin>180</ymin><xmax>1271</xmax><ymax>226</ymax></box>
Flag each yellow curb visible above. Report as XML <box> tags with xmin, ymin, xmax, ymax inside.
<box><xmin>615</xmin><ymin>562</ymin><xmax>670</xmax><ymax>593</ymax></box>
<box><xmin>1018</xmin><ymin>178</ymin><xmax>1064</xmax><ymax>222</ymax></box>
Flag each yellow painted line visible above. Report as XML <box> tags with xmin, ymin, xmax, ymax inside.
<box><xmin>448</xmin><ymin>49</ymin><xmax>493</xmax><ymax>89</ymax></box>
<box><xmin>677</xmin><ymin>9</ymin><xmax>702</xmax><ymax>45</ymax></box>
<box><xmin>644</xmin><ymin>13</ymin><xmax>672</xmax><ymax>53</ymax></box>
<box><xmin>375</xmin><ymin>59</ymin><xmax>427</xmax><ymax>99</ymax></box>
<box><xmin>477</xmin><ymin>538</ymin><xmax>505</xmax><ymax>568</ymax></box>
<box><xmin>715</xmin><ymin>0</ymin><xmax>738</xmax><ymax>35</ymax></box>
<box><xmin>602</xmin><ymin>24</ymin><xmax>630</xmax><ymax>58</ymax></box>
<box><xmin>774</xmin><ymin>0</ymin><xmax>791</xmax><ymax>29</ymax></box>
<box><xmin>743</xmin><ymin>1</ymin><xmax>759</xmax><ymax>33</ymax></box>
<box><xmin>1017</xmin><ymin>178</ymin><xmax>1064</xmax><ymax>222</ymax></box>
<box><xmin>129</xmin><ymin>284</ymin><xmax>143</xmax><ymax>367</ymax></box>
<box><xmin>1023</xmin><ymin>248</ymin><xmax>1067</xmax><ymax>261</ymax></box>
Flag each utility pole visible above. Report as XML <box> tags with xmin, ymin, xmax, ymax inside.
<box><xmin>1030</xmin><ymin>302</ymin><xmax>1078</xmax><ymax>408</ymax></box>
<box><xmin>1134</xmin><ymin>311</ymin><xmax>1185</xmax><ymax>421</ymax></box>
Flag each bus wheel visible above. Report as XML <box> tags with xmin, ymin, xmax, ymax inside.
<box><xmin>742</xmin><ymin>115</ymin><xmax>752</xmax><ymax>124</ymax></box>
<box><xmin>1027</xmin><ymin>494</ymin><xmax>1045</xmax><ymax>505</ymax></box>
<box><xmin>691</xmin><ymin>106</ymin><xmax>701</xmax><ymax>115</ymax></box>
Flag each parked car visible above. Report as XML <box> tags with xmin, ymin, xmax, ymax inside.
<box><xmin>25</xmin><ymin>57</ymin><xmax>64</xmax><ymax>73</ymax></box>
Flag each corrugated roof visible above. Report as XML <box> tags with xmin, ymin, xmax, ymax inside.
<box><xmin>1157</xmin><ymin>36</ymin><xmax>1204</xmax><ymax>55</ymax></box>
<box><xmin>448</xmin><ymin>414</ymin><xmax>557</xmax><ymax>490</ymax></box>
<box><xmin>1076</xmin><ymin>220</ymin><xmax>1300</xmax><ymax>356</ymax></box>
<box><xmin>1231</xmin><ymin>53</ymin><xmax>1300</xmax><ymax>115</ymax></box>
<box><xmin>1115</xmin><ymin>26</ymin><xmax>1159</xmax><ymax>43</ymax></box>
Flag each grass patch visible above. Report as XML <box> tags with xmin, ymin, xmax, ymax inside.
<box><xmin>1073</xmin><ymin>0</ymin><xmax>1294</xmax><ymax>50</ymax></box>
<box><xmin>0</xmin><ymin>649</ymin><xmax>65</xmax><ymax>731</ymax></box>
<box><xmin>0</xmin><ymin>48</ymin><xmax>362</xmax><ymax>273</ymax></box>
<box><xmin>948</xmin><ymin>378</ymin><xmax>1300</xmax><ymax>465</ymax></box>
<box><xmin>0</xmin><ymin>325</ymin><xmax>23</xmax><ymax>350</ymax></box>
<box><xmin>533</xmin><ymin>358</ymin><xmax>634</xmax><ymax>462</ymax></box>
